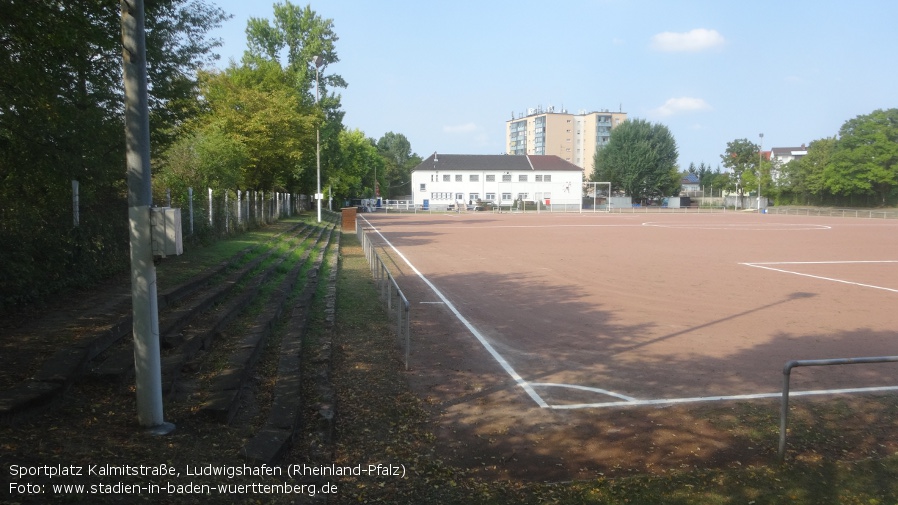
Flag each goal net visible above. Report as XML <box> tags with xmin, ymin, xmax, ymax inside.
<box><xmin>585</xmin><ymin>182</ymin><xmax>612</xmax><ymax>212</ymax></box>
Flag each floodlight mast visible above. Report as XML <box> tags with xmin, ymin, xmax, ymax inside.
<box><xmin>121</xmin><ymin>0</ymin><xmax>173</xmax><ymax>435</ymax></box>
<box><xmin>312</xmin><ymin>56</ymin><xmax>324</xmax><ymax>223</ymax></box>
<box><xmin>758</xmin><ymin>133</ymin><xmax>764</xmax><ymax>212</ymax></box>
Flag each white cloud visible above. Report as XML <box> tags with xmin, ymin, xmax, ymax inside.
<box><xmin>651</xmin><ymin>28</ymin><xmax>725</xmax><ymax>52</ymax></box>
<box><xmin>653</xmin><ymin>97</ymin><xmax>712</xmax><ymax>117</ymax></box>
<box><xmin>443</xmin><ymin>122</ymin><xmax>478</xmax><ymax>134</ymax></box>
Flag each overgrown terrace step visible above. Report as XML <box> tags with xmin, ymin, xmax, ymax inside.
<box><xmin>160</xmin><ymin>223</ymin><xmax>326</xmax><ymax>396</ymax></box>
<box><xmin>0</xmin><ymin>381</ymin><xmax>65</xmax><ymax>426</ymax></box>
<box><xmin>242</xmin><ymin>271</ymin><xmax>320</xmax><ymax>463</ymax></box>
<box><xmin>200</xmin><ymin>224</ymin><xmax>335</xmax><ymax>424</ymax></box>
<box><xmin>0</xmin><ymin>219</ymin><xmax>310</xmax><ymax>426</ymax></box>
<box><xmin>88</xmin><ymin>224</ymin><xmax>317</xmax><ymax>384</ymax></box>
<box><xmin>160</xmin><ymin>223</ymin><xmax>315</xmax><ymax>348</ymax></box>
<box><xmin>0</xmin><ymin>317</ymin><xmax>133</xmax><ymax>425</ymax></box>
<box><xmin>243</xmin><ymin>228</ymin><xmax>339</xmax><ymax>464</ymax></box>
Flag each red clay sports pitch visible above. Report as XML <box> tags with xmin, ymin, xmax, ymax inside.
<box><xmin>358</xmin><ymin>210</ymin><xmax>898</xmax><ymax>410</ymax></box>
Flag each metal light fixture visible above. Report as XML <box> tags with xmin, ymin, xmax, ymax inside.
<box><xmin>312</xmin><ymin>56</ymin><xmax>324</xmax><ymax>222</ymax></box>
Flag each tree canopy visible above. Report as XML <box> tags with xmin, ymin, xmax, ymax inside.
<box><xmin>686</xmin><ymin>162</ymin><xmax>730</xmax><ymax>196</ymax></box>
<box><xmin>0</xmin><ymin>0</ymin><xmax>228</xmax><ymax>307</ymax></box>
<box><xmin>0</xmin><ymin>0</ymin><xmax>427</xmax><ymax>308</ymax></box>
<box><xmin>591</xmin><ymin>119</ymin><xmax>680</xmax><ymax>202</ymax></box>
<box><xmin>825</xmin><ymin>109</ymin><xmax>898</xmax><ymax>205</ymax></box>
<box><xmin>241</xmin><ymin>1</ymin><xmax>346</xmax><ymax>198</ymax></box>
<box><xmin>376</xmin><ymin>132</ymin><xmax>422</xmax><ymax>199</ymax></box>
<box><xmin>719</xmin><ymin>138</ymin><xmax>762</xmax><ymax>197</ymax></box>
<box><xmin>725</xmin><ymin>108</ymin><xmax>898</xmax><ymax>207</ymax></box>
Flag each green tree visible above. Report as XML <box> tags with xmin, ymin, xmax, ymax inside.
<box><xmin>376</xmin><ymin>132</ymin><xmax>421</xmax><ymax>198</ymax></box>
<box><xmin>825</xmin><ymin>109</ymin><xmax>898</xmax><ymax>206</ymax></box>
<box><xmin>157</xmin><ymin>127</ymin><xmax>247</xmax><ymax>194</ymax></box>
<box><xmin>720</xmin><ymin>138</ymin><xmax>761</xmax><ymax>197</ymax></box>
<box><xmin>0</xmin><ymin>0</ymin><xmax>227</xmax><ymax>307</ymax></box>
<box><xmin>686</xmin><ymin>162</ymin><xmax>729</xmax><ymax>198</ymax></box>
<box><xmin>591</xmin><ymin>119</ymin><xmax>680</xmax><ymax>202</ymax></box>
<box><xmin>243</xmin><ymin>2</ymin><xmax>347</xmax><ymax>198</ymax></box>
<box><xmin>244</xmin><ymin>1</ymin><xmax>345</xmax><ymax>97</ymax></box>
<box><xmin>709</xmin><ymin>170</ymin><xmax>732</xmax><ymax>198</ymax></box>
<box><xmin>329</xmin><ymin>129</ymin><xmax>384</xmax><ymax>201</ymax></box>
<box><xmin>778</xmin><ymin>137</ymin><xmax>835</xmax><ymax>205</ymax></box>
<box><xmin>177</xmin><ymin>65</ymin><xmax>317</xmax><ymax>191</ymax></box>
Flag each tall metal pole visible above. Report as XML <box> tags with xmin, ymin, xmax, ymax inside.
<box><xmin>312</xmin><ymin>56</ymin><xmax>324</xmax><ymax>223</ymax></box>
<box><xmin>758</xmin><ymin>133</ymin><xmax>764</xmax><ymax>212</ymax></box>
<box><xmin>121</xmin><ymin>0</ymin><xmax>173</xmax><ymax>434</ymax></box>
<box><xmin>316</xmin><ymin>128</ymin><xmax>321</xmax><ymax>222</ymax></box>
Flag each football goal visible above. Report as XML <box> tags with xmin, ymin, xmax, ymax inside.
<box><xmin>585</xmin><ymin>182</ymin><xmax>612</xmax><ymax>212</ymax></box>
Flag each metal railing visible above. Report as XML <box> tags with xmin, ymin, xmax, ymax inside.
<box><xmin>356</xmin><ymin>219</ymin><xmax>412</xmax><ymax>369</ymax></box>
<box><xmin>779</xmin><ymin>356</ymin><xmax>898</xmax><ymax>460</ymax></box>
<box><xmin>766</xmin><ymin>207</ymin><xmax>898</xmax><ymax>219</ymax></box>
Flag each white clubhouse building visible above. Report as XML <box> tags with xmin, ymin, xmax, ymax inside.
<box><xmin>410</xmin><ymin>154</ymin><xmax>583</xmax><ymax>210</ymax></box>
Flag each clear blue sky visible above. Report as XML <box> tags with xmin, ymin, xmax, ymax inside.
<box><xmin>207</xmin><ymin>0</ymin><xmax>898</xmax><ymax>171</ymax></box>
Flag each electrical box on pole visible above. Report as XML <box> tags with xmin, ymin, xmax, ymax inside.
<box><xmin>150</xmin><ymin>207</ymin><xmax>183</xmax><ymax>258</ymax></box>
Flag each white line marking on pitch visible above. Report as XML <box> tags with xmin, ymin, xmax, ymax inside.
<box><xmin>741</xmin><ymin>260</ymin><xmax>898</xmax><ymax>294</ymax></box>
<box><xmin>547</xmin><ymin>385</ymin><xmax>898</xmax><ymax>409</ymax></box>
<box><xmin>419</xmin><ymin>224</ymin><xmax>640</xmax><ymax>230</ymax></box>
<box><xmin>529</xmin><ymin>383</ymin><xmax>637</xmax><ymax>401</ymax></box>
<box><xmin>359</xmin><ymin>216</ymin><xmax>549</xmax><ymax>408</ymax></box>
<box><xmin>643</xmin><ymin>222</ymin><xmax>831</xmax><ymax>230</ymax></box>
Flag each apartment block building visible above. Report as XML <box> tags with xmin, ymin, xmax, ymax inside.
<box><xmin>506</xmin><ymin>106</ymin><xmax>627</xmax><ymax>173</ymax></box>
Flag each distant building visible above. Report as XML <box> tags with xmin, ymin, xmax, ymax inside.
<box><xmin>410</xmin><ymin>154</ymin><xmax>583</xmax><ymax>210</ymax></box>
<box><xmin>505</xmin><ymin>106</ymin><xmax>627</xmax><ymax>174</ymax></box>
<box><xmin>771</xmin><ymin>145</ymin><xmax>808</xmax><ymax>165</ymax></box>
<box><xmin>770</xmin><ymin>145</ymin><xmax>807</xmax><ymax>181</ymax></box>
<box><xmin>681</xmin><ymin>173</ymin><xmax>700</xmax><ymax>194</ymax></box>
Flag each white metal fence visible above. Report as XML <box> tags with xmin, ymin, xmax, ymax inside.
<box><xmin>356</xmin><ymin>219</ymin><xmax>412</xmax><ymax>369</ymax></box>
<box><xmin>765</xmin><ymin>206</ymin><xmax>898</xmax><ymax>219</ymax></box>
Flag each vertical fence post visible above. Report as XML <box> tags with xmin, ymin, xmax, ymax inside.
<box><xmin>208</xmin><ymin>187</ymin><xmax>213</xmax><ymax>227</ymax></box>
<box><xmin>188</xmin><ymin>187</ymin><xmax>194</xmax><ymax>235</ymax></box>
<box><xmin>779</xmin><ymin>362</ymin><xmax>793</xmax><ymax>461</ymax></box>
<box><xmin>72</xmin><ymin>180</ymin><xmax>80</xmax><ymax>227</ymax></box>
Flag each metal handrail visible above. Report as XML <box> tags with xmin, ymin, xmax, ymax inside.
<box><xmin>356</xmin><ymin>220</ymin><xmax>412</xmax><ymax>369</ymax></box>
<box><xmin>779</xmin><ymin>356</ymin><xmax>898</xmax><ymax>460</ymax></box>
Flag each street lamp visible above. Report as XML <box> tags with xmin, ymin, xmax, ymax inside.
<box><xmin>758</xmin><ymin>133</ymin><xmax>764</xmax><ymax>212</ymax></box>
<box><xmin>311</xmin><ymin>55</ymin><xmax>324</xmax><ymax>222</ymax></box>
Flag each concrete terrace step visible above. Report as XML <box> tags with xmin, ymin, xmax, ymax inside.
<box><xmin>200</xmin><ymin>223</ymin><xmax>335</xmax><ymax>424</ymax></box>
<box><xmin>85</xmin><ymin>223</ymin><xmax>315</xmax><ymax>384</ymax></box>
<box><xmin>0</xmin><ymin>219</ymin><xmax>308</xmax><ymax>426</ymax></box>
<box><xmin>243</xmin><ymin>225</ymin><xmax>342</xmax><ymax>464</ymax></box>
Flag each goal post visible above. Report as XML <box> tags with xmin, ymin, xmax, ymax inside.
<box><xmin>584</xmin><ymin>182</ymin><xmax>612</xmax><ymax>213</ymax></box>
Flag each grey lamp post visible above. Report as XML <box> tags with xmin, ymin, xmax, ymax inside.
<box><xmin>758</xmin><ymin>133</ymin><xmax>764</xmax><ymax>212</ymax></box>
<box><xmin>312</xmin><ymin>56</ymin><xmax>324</xmax><ymax>222</ymax></box>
